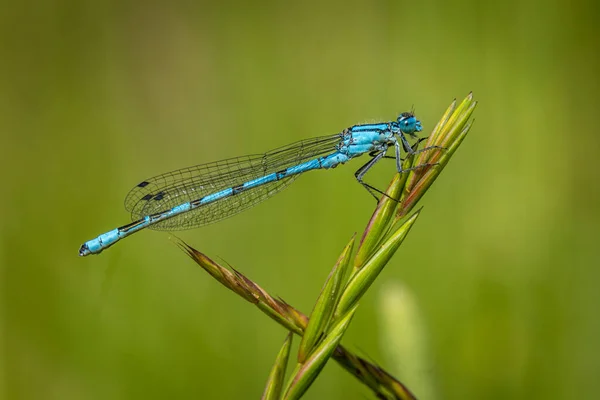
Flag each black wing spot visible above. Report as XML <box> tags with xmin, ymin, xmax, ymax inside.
<box><xmin>141</xmin><ymin>194</ymin><xmax>153</xmax><ymax>201</ymax></box>
<box><xmin>153</xmin><ymin>192</ymin><xmax>165</xmax><ymax>201</ymax></box>
<box><xmin>137</xmin><ymin>181</ymin><xmax>150</xmax><ymax>188</ymax></box>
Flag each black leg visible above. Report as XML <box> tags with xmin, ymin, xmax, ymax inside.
<box><xmin>354</xmin><ymin>137</ymin><xmax>445</xmax><ymax>202</ymax></box>
<box><xmin>398</xmin><ymin>132</ymin><xmax>414</xmax><ymax>154</ymax></box>
<box><xmin>400</xmin><ymin>134</ymin><xmax>446</xmax><ymax>156</ymax></box>
<box><xmin>381</xmin><ymin>137</ymin><xmax>433</xmax><ymax>161</ymax></box>
<box><xmin>354</xmin><ymin>151</ymin><xmax>398</xmax><ymax>202</ymax></box>
<box><xmin>394</xmin><ymin>136</ymin><xmax>446</xmax><ymax>173</ymax></box>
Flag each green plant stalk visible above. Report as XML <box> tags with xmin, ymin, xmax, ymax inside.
<box><xmin>176</xmin><ymin>241</ymin><xmax>416</xmax><ymax>400</ymax></box>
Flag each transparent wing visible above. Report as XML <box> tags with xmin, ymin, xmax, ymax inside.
<box><xmin>124</xmin><ymin>134</ymin><xmax>343</xmax><ymax>230</ymax></box>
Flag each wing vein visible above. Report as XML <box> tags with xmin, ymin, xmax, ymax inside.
<box><xmin>123</xmin><ymin>134</ymin><xmax>343</xmax><ymax>230</ymax></box>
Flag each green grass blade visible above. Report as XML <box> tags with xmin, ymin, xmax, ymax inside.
<box><xmin>298</xmin><ymin>234</ymin><xmax>355</xmax><ymax>363</ymax></box>
<box><xmin>283</xmin><ymin>306</ymin><xmax>358</xmax><ymax>400</ymax></box>
<box><xmin>420</xmin><ymin>98</ymin><xmax>457</xmax><ymax>152</ymax></box>
<box><xmin>262</xmin><ymin>332</ymin><xmax>294</xmax><ymax>400</ymax></box>
<box><xmin>334</xmin><ymin>209</ymin><xmax>421</xmax><ymax>319</ymax></box>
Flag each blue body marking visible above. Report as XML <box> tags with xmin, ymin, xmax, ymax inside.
<box><xmin>79</xmin><ymin>112</ymin><xmax>423</xmax><ymax>256</ymax></box>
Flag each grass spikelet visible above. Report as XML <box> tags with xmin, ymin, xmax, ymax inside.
<box><xmin>175</xmin><ymin>94</ymin><xmax>476</xmax><ymax>399</ymax></box>
<box><xmin>177</xmin><ymin>239</ymin><xmax>414</xmax><ymax>398</ymax></box>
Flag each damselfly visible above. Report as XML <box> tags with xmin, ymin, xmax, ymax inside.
<box><xmin>79</xmin><ymin>112</ymin><xmax>432</xmax><ymax>256</ymax></box>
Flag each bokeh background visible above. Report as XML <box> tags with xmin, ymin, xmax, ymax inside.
<box><xmin>2</xmin><ymin>0</ymin><xmax>599</xmax><ymax>399</ymax></box>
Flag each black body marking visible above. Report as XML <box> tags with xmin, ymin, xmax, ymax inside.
<box><xmin>232</xmin><ymin>184</ymin><xmax>245</xmax><ymax>195</ymax></box>
<box><xmin>276</xmin><ymin>169</ymin><xmax>287</xmax><ymax>179</ymax></box>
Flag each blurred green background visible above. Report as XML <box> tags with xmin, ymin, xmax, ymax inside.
<box><xmin>2</xmin><ymin>0</ymin><xmax>599</xmax><ymax>399</ymax></box>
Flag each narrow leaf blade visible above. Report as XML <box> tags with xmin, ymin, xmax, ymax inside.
<box><xmin>298</xmin><ymin>235</ymin><xmax>355</xmax><ymax>363</ymax></box>
<box><xmin>335</xmin><ymin>209</ymin><xmax>421</xmax><ymax>318</ymax></box>
<box><xmin>262</xmin><ymin>332</ymin><xmax>294</xmax><ymax>400</ymax></box>
<box><xmin>284</xmin><ymin>306</ymin><xmax>358</xmax><ymax>400</ymax></box>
